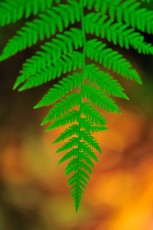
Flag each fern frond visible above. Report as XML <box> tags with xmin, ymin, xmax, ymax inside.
<box><xmin>58</xmin><ymin>148</ymin><xmax>78</xmax><ymax>164</ymax></box>
<box><xmin>68</xmin><ymin>173</ymin><xmax>88</xmax><ymax>186</ymax></box>
<box><xmin>65</xmin><ymin>158</ymin><xmax>79</xmax><ymax>174</ymax></box>
<box><xmin>54</xmin><ymin>104</ymin><xmax>101</xmax><ymax>211</ymax></box>
<box><xmin>80</xmin><ymin>153</ymin><xmax>94</xmax><ymax>168</ymax></box>
<box><xmin>41</xmin><ymin>93</ymin><xmax>80</xmax><ymax>125</ymax></box>
<box><xmin>65</xmin><ymin>158</ymin><xmax>92</xmax><ymax>175</ymax></box>
<box><xmin>79</xmin><ymin>117</ymin><xmax>107</xmax><ymax>133</ymax></box>
<box><xmin>53</xmin><ymin>124</ymin><xmax>79</xmax><ymax>143</ymax></box>
<box><xmin>79</xmin><ymin>141</ymin><xmax>99</xmax><ymax>162</ymax></box>
<box><xmin>0</xmin><ymin>0</ymin><xmax>60</xmax><ymax>26</ymax></box>
<box><xmin>82</xmin><ymin>84</ymin><xmax>120</xmax><ymax>113</ymax></box>
<box><xmin>80</xmin><ymin>130</ymin><xmax>102</xmax><ymax>153</ymax></box>
<box><xmin>86</xmin><ymin>39</ymin><xmax>141</xmax><ymax>84</ymax></box>
<box><xmin>46</xmin><ymin>110</ymin><xmax>79</xmax><ymax>130</ymax></box>
<box><xmin>1</xmin><ymin>0</ymin><xmax>152</xmax><ymax>212</ymax></box>
<box><xmin>85</xmin><ymin>64</ymin><xmax>129</xmax><ymax>100</ymax></box>
<box><xmin>18</xmin><ymin>52</ymin><xmax>83</xmax><ymax>91</ymax></box>
<box><xmin>83</xmin><ymin>0</ymin><xmax>153</xmax><ymax>34</ymax></box>
<box><xmin>57</xmin><ymin>137</ymin><xmax>79</xmax><ymax>153</ymax></box>
<box><xmin>78</xmin><ymin>161</ymin><xmax>92</xmax><ymax>174</ymax></box>
<box><xmin>0</xmin><ymin>1</ymin><xmax>81</xmax><ymax>61</ymax></box>
<box><xmin>81</xmin><ymin>102</ymin><xmax>106</xmax><ymax>125</ymax></box>
<box><xmin>35</xmin><ymin>72</ymin><xmax>83</xmax><ymax>108</ymax></box>
<box><xmin>15</xmin><ymin>28</ymin><xmax>83</xmax><ymax>86</ymax></box>
<box><xmin>85</xmin><ymin>12</ymin><xmax>153</xmax><ymax>54</ymax></box>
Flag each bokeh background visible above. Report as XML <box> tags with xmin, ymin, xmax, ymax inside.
<box><xmin>0</xmin><ymin>2</ymin><xmax>153</xmax><ymax>230</ymax></box>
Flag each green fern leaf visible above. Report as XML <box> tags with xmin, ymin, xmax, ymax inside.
<box><xmin>46</xmin><ymin>110</ymin><xmax>79</xmax><ymax>131</ymax></box>
<box><xmin>78</xmin><ymin>161</ymin><xmax>92</xmax><ymax>174</ymax></box>
<box><xmin>56</xmin><ymin>137</ymin><xmax>78</xmax><ymax>153</ymax></box>
<box><xmin>13</xmin><ymin>28</ymin><xmax>83</xmax><ymax>90</ymax></box>
<box><xmin>84</xmin><ymin>0</ymin><xmax>153</xmax><ymax>34</ymax></box>
<box><xmin>18</xmin><ymin>52</ymin><xmax>83</xmax><ymax>91</ymax></box>
<box><xmin>35</xmin><ymin>72</ymin><xmax>83</xmax><ymax>108</ymax></box>
<box><xmin>0</xmin><ymin>1</ymin><xmax>81</xmax><ymax>61</ymax></box>
<box><xmin>82</xmin><ymin>84</ymin><xmax>121</xmax><ymax>113</ymax></box>
<box><xmin>81</xmin><ymin>102</ymin><xmax>106</xmax><ymax>125</ymax></box>
<box><xmin>58</xmin><ymin>148</ymin><xmax>78</xmax><ymax>164</ymax></box>
<box><xmin>65</xmin><ymin>158</ymin><xmax>79</xmax><ymax>174</ymax></box>
<box><xmin>0</xmin><ymin>0</ymin><xmax>152</xmax><ymax>212</ymax></box>
<box><xmin>79</xmin><ymin>141</ymin><xmax>99</xmax><ymax>162</ymax></box>
<box><xmin>0</xmin><ymin>0</ymin><xmax>59</xmax><ymax>26</ymax></box>
<box><xmin>80</xmin><ymin>130</ymin><xmax>102</xmax><ymax>153</ymax></box>
<box><xmin>86</xmin><ymin>39</ymin><xmax>142</xmax><ymax>83</ymax></box>
<box><xmin>79</xmin><ymin>118</ymin><xmax>107</xmax><ymax>133</ymax></box>
<box><xmin>53</xmin><ymin>124</ymin><xmax>79</xmax><ymax>143</ymax></box>
<box><xmin>41</xmin><ymin>93</ymin><xmax>80</xmax><ymax>125</ymax></box>
<box><xmin>79</xmin><ymin>153</ymin><xmax>94</xmax><ymax>168</ymax></box>
<box><xmin>85</xmin><ymin>64</ymin><xmax>129</xmax><ymax>100</ymax></box>
<box><xmin>68</xmin><ymin>173</ymin><xmax>88</xmax><ymax>186</ymax></box>
<box><xmin>85</xmin><ymin>12</ymin><xmax>153</xmax><ymax>54</ymax></box>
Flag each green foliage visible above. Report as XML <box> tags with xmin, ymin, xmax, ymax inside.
<box><xmin>0</xmin><ymin>0</ymin><xmax>153</xmax><ymax>212</ymax></box>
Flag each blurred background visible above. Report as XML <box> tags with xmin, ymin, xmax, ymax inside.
<box><xmin>0</xmin><ymin>2</ymin><xmax>153</xmax><ymax>230</ymax></box>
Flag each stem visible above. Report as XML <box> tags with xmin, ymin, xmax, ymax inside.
<box><xmin>75</xmin><ymin>0</ymin><xmax>87</xmax><ymax>212</ymax></box>
<box><xmin>80</xmin><ymin>0</ymin><xmax>86</xmax><ymax>72</ymax></box>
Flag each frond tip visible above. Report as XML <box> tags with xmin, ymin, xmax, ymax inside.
<box><xmin>0</xmin><ymin>0</ymin><xmax>151</xmax><ymax>212</ymax></box>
